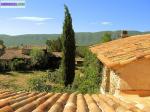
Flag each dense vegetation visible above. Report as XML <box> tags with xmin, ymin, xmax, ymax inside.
<box><xmin>10</xmin><ymin>58</ymin><xmax>27</xmax><ymax>71</ymax></box>
<box><xmin>0</xmin><ymin>31</ymin><xmax>113</xmax><ymax>93</ymax></box>
<box><xmin>0</xmin><ymin>49</ymin><xmax>49</xmax><ymax>72</ymax></box>
<box><xmin>46</xmin><ymin>38</ymin><xmax>62</xmax><ymax>52</ymax></box>
<box><xmin>30</xmin><ymin>49</ymin><xmax>48</xmax><ymax>69</ymax></box>
<box><xmin>101</xmin><ymin>33</ymin><xmax>112</xmax><ymax>43</ymax></box>
<box><xmin>27</xmin><ymin>47</ymin><xmax>102</xmax><ymax>93</ymax></box>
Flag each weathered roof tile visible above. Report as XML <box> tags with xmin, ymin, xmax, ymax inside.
<box><xmin>90</xmin><ymin>34</ymin><xmax>150</xmax><ymax>68</ymax></box>
<box><xmin>0</xmin><ymin>91</ymin><xmax>148</xmax><ymax>112</ymax></box>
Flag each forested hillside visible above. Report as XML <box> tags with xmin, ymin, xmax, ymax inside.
<box><xmin>0</xmin><ymin>31</ymin><xmax>149</xmax><ymax>46</ymax></box>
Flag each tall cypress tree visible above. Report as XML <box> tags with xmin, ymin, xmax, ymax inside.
<box><xmin>61</xmin><ymin>5</ymin><xmax>75</xmax><ymax>86</ymax></box>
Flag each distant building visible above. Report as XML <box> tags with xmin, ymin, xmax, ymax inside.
<box><xmin>90</xmin><ymin>34</ymin><xmax>150</xmax><ymax>96</ymax></box>
<box><xmin>0</xmin><ymin>48</ymin><xmax>31</xmax><ymax>70</ymax></box>
<box><xmin>0</xmin><ymin>48</ymin><xmax>30</xmax><ymax>61</ymax></box>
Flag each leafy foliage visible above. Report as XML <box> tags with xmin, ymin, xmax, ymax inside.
<box><xmin>45</xmin><ymin>47</ymin><xmax>102</xmax><ymax>93</ymax></box>
<box><xmin>0</xmin><ymin>40</ymin><xmax>4</xmax><ymax>46</ymax></box>
<box><xmin>27</xmin><ymin>75</ymin><xmax>50</xmax><ymax>92</ymax></box>
<box><xmin>30</xmin><ymin>49</ymin><xmax>47</xmax><ymax>69</ymax></box>
<box><xmin>72</xmin><ymin>49</ymin><xmax>102</xmax><ymax>93</ymax></box>
<box><xmin>10</xmin><ymin>58</ymin><xmax>27</xmax><ymax>71</ymax></box>
<box><xmin>0</xmin><ymin>61</ymin><xmax>6</xmax><ymax>72</ymax></box>
<box><xmin>76</xmin><ymin>46</ymin><xmax>88</xmax><ymax>58</ymax></box>
<box><xmin>47</xmin><ymin>69</ymin><xmax>63</xmax><ymax>84</ymax></box>
<box><xmin>101</xmin><ymin>33</ymin><xmax>112</xmax><ymax>43</ymax></box>
<box><xmin>61</xmin><ymin>5</ymin><xmax>76</xmax><ymax>86</ymax></box>
<box><xmin>46</xmin><ymin>38</ymin><xmax>62</xmax><ymax>52</ymax></box>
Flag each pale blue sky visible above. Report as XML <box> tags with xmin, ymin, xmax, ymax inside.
<box><xmin>0</xmin><ymin>0</ymin><xmax>150</xmax><ymax>35</ymax></box>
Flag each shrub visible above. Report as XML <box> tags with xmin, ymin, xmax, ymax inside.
<box><xmin>0</xmin><ymin>61</ymin><xmax>6</xmax><ymax>72</ymax></box>
<box><xmin>76</xmin><ymin>46</ymin><xmax>88</xmax><ymax>58</ymax></box>
<box><xmin>10</xmin><ymin>58</ymin><xmax>27</xmax><ymax>71</ymax></box>
<box><xmin>47</xmin><ymin>69</ymin><xmax>63</xmax><ymax>84</ymax></box>
<box><xmin>101</xmin><ymin>33</ymin><xmax>112</xmax><ymax>43</ymax></box>
<box><xmin>46</xmin><ymin>48</ymin><xmax>102</xmax><ymax>94</ymax></box>
<box><xmin>46</xmin><ymin>38</ymin><xmax>62</xmax><ymax>52</ymax></box>
<box><xmin>72</xmin><ymin>49</ymin><xmax>102</xmax><ymax>93</ymax></box>
<box><xmin>27</xmin><ymin>75</ymin><xmax>50</xmax><ymax>92</ymax></box>
<box><xmin>30</xmin><ymin>49</ymin><xmax>48</xmax><ymax>69</ymax></box>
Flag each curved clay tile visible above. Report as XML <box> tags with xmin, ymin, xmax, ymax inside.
<box><xmin>0</xmin><ymin>91</ymin><xmax>148</xmax><ymax>112</ymax></box>
<box><xmin>32</xmin><ymin>93</ymin><xmax>61</xmax><ymax>112</ymax></box>
<box><xmin>48</xmin><ymin>93</ymin><xmax>69</xmax><ymax>112</ymax></box>
<box><xmin>63</xmin><ymin>92</ymin><xmax>77</xmax><ymax>112</ymax></box>
<box><xmin>84</xmin><ymin>94</ymin><xmax>102</xmax><ymax>112</ymax></box>
<box><xmin>15</xmin><ymin>93</ymin><xmax>53</xmax><ymax>112</ymax></box>
<box><xmin>106</xmin><ymin>94</ymin><xmax>143</xmax><ymax>112</ymax></box>
<box><xmin>98</xmin><ymin>94</ymin><xmax>119</xmax><ymax>110</ymax></box>
<box><xmin>0</xmin><ymin>92</ymin><xmax>28</xmax><ymax>108</ymax></box>
<box><xmin>9</xmin><ymin>92</ymin><xmax>36</xmax><ymax>105</ymax></box>
<box><xmin>92</xmin><ymin>94</ymin><xmax>115</xmax><ymax>112</ymax></box>
<box><xmin>0</xmin><ymin>105</ymin><xmax>14</xmax><ymax>112</ymax></box>
<box><xmin>11</xmin><ymin>92</ymin><xmax>45</xmax><ymax>110</ymax></box>
<box><xmin>76</xmin><ymin>94</ymin><xmax>88</xmax><ymax>112</ymax></box>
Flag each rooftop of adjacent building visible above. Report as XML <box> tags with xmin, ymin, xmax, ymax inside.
<box><xmin>90</xmin><ymin>34</ymin><xmax>150</xmax><ymax>68</ymax></box>
<box><xmin>0</xmin><ymin>90</ymin><xmax>149</xmax><ymax>112</ymax></box>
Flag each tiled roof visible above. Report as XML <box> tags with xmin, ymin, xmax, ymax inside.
<box><xmin>0</xmin><ymin>91</ymin><xmax>148</xmax><ymax>112</ymax></box>
<box><xmin>90</xmin><ymin>34</ymin><xmax>150</xmax><ymax>68</ymax></box>
<box><xmin>0</xmin><ymin>49</ymin><xmax>30</xmax><ymax>60</ymax></box>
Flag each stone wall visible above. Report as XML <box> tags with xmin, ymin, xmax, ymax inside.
<box><xmin>109</xmin><ymin>70</ymin><xmax>121</xmax><ymax>95</ymax></box>
<box><xmin>100</xmin><ymin>66</ymin><xmax>121</xmax><ymax>95</ymax></box>
<box><xmin>100</xmin><ymin>66</ymin><xmax>110</xmax><ymax>94</ymax></box>
<box><xmin>100</xmin><ymin>58</ymin><xmax>150</xmax><ymax>96</ymax></box>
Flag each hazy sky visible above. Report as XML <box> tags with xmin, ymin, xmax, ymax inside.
<box><xmin>0</xmin><ymin>0</ymin><xmax>150</xmax><ymax>35</ymax></box>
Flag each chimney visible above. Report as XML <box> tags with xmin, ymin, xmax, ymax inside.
<box><xmin>121</xmin><ymin>30</ymin><xmax>128</xmax><ymax>38</ymax></box>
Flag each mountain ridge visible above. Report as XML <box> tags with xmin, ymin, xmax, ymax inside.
<box><xmin>0</xmin><ymin>30</ymin><xmax>149</xmax><ymax>46</ymax></box>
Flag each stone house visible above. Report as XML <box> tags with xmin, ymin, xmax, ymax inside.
<box><xmin>90</xmin><ymin>34</ymin><xmax>150</xmax><ymax>96</ymax></box>
<box><xmin>0</xmin><ymin>48</ymin><xmax>31</xmax><ymax>70</ymax></box>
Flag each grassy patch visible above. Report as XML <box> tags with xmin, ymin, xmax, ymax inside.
<box><xmin>0</xmin><ymin>71</ymin><xmax>47</xmax><ymax>91</ymax></box>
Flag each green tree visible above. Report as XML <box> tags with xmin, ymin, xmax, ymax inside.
<box><xmin>101</xmin><ymin>33</ymin><xmax>112</xmax><ymax>43</ymax></box>
<box><xmin>0</xmin><ymin>40</ymin><xmax>4</xmax><ymax>45</ymax></box>
<box><xmin>61</xmin><ymin>5</ymin><xmax>76</xmax><ymax>86</ymax></box>
<box><xmin>72</xmin><ymin>49</ymin><xmax>102</xmax><ymax>93</ymax></box>
<box><xmin>10</xmin><ymin>58</ymin><xmax>26</xmax><ymax>71</ymax></box>
<box><xmin>46</xmin><ymin>37</ymin><xmax>62</xmax><ymax>52</ymax></box>
<box><xmin>0</xmin><ymin>40</ymin><xmax>5</xmax><ymax>49</ymax></box>
<box><xmin>30</xmin><ymin>49</ymin><xmax>47</xmax><ymax>69</ymax></box>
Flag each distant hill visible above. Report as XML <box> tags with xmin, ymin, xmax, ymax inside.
<box><xmin>0</xmin><ymin>31</ymin><xmax>149</xmax><ymax>46</ymax></box>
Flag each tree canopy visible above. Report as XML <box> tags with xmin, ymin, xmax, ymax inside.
<box><xmin>61</xmin><ymin>5</ymin><xmax>76</xmax><ymax>86</ymax></box>
<box><xmin>30</xmin><ymin>49</ymin><xmax>47</xmax><ymax>69</ymax></box>
<box><xmin>101</xmin><ymin>33</ymin><xmax>112</xmax><ymax>43</ymax></box>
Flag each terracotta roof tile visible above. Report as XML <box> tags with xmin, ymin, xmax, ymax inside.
<box><xmin>0</xmin><ymin>91</ymin><xmax>148</xmax><ymax>112</ymax></box>
<box><xmin>90</xmin><ymin>34</ymin><xmax>150</xmax><ymax>68</ymax></box>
